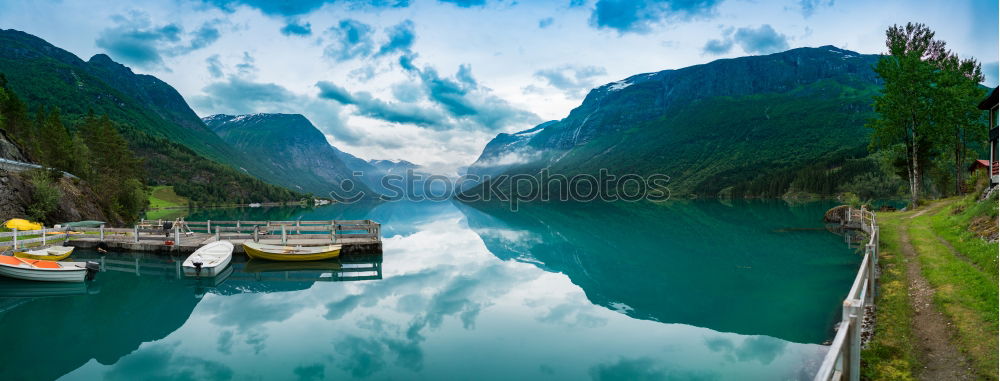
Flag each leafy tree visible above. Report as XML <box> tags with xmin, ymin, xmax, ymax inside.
<box><xmin>933</xmin><ymin>53</ymin><xmax>986</xmax><ymax>194</ymax></box>
<box><xmin>868</xmin><ymin>22</ymin><xmax>949</xmax><ymax>205</ymax></box>
<box><xmin>868</xmin><ymin>23</ymin><xmax>986</xmax><ymax>202</ymax></box>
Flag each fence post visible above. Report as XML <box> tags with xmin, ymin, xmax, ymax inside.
<box><xmin>207</xmin><ymin>220</ymin><xmax>211</xmax><ymax>234</ymax></box>
<box><xmin>866</xmin><ymin>247</ymin><xmax>876</xmax><ymax>304</ymax></box>
<box><xmin>330</xmin><ymin>223</ymin><xmax>336</xmax><ymax>243</ymax></box>
<box><xmin>215</xmin><ymin>227</ymin><xmax>220</xmax><ymax>241</ymax></box>
<box><xmin>134</xmin><ymin>226</ymin><xmax>139</xmax><ymax>243</ymax></box>
<box><xmin>296</xmin><ymin>220</ymin><xmax>301</xmax><ymax>234</ymax></box>
<box><xmin>12</xmin><ymin>228</ymin><xmax>17</xmax><ymax>249</ymax></box>
<box><xmin>236</xmin><ymin>220</ymin><xmax>241</xmax><ymax>228</ymax></box>
<box><xmin>174</xmin><ymin>224</ymin><xmax>180</xmax><ymax>248</ymax></box>
<box><xmin>42</xmin><ymin>227</ymin><xmax>47</xmax><ymax>246</ymax></box>
<box><xmin>100</xmin><ymin>224</ymin><xmax>105</xmax><ymax>241</ymax></box>
<box><xmin>842</xmin><ymin>300</ymin><xmax>863</xmax><ymax>381</ymax></box>
<box><xmin>254</xmin><ymin>228</ymin><xmax>258</xmax><ymax>243</ymax></box>
<box><xmin>281</xmin><ymin>224</ymin><xmax>287</xmax><ymax>245</ymax></box>
<box><xmin>873</xmin><ymin>226</ymin><xmax>880</xmax><ymax>265</ymax></box>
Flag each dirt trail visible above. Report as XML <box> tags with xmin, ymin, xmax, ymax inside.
<box><xmin>898</xmin><ymin>219</ymin><xmax>975</xmax><ymax>380</ymax></box>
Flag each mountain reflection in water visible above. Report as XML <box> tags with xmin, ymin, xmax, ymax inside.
<box><xmin>0</xmin><ymin>200</ymin><xmax>848</xmax><ymax>380</ymax></box>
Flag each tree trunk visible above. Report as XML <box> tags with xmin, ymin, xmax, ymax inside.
<box><xmin>912</xmin><ymin>141</ymin><xmax>921</xmax><ymax>203</ymax></box>
<box><xmin>908</xmin><ymin>123</ymin><xmax>921</xmax><ymax>205</ymax></box>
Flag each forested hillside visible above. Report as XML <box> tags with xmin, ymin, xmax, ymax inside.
<box><xmin>0</xmin><ymin>29</ymin><xmax>303</xmax><ymax>205</ymax></box>
<box><xmin>464</xmin><ymin>46</ymin><xmax>904</xmax><ymax>199</ymax></box>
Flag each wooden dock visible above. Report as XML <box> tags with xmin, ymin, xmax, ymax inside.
<box><xmin>82</xmin><ymin>252</ymin><xmax>382</xmax><ymax>283</ymax></box>
<box><xmin>1</xmin><ymin>219</ymin><xmax>382</xmax><ymax>258</ymax></box>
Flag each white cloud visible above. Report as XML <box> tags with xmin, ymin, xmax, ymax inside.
<box><xmin>0</xmin><ymin>0</ymin><xmax>993</xmax><ymax>175</ymax></box>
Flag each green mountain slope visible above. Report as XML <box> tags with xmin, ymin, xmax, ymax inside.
<box><xmin>0</xmin><ymin>29</ymin><xmax>302</xmax><ymax>203</ymax></box>
<box><xmin>465</xmin><ymin>46</ymin><xmax>884</xmax><ymax>198</ymax></box>
<box><xmin>203</xmin><ymin>113</ymin><xmax>372</xmax><ymax>196</ymax></box>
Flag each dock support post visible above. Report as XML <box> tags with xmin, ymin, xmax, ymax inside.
<box><xmin>330</xmin><ymin>223</ymin><xmax>336</xmax><ymax>243</ymax></box>
<box><xmin>281</xmin><ymin>225</ymin><xmax>287</xmax><ymax>244</ymax></box>
<box><xmin>175</xmin><ymin>225</ymin><xmax>180</xmax><ymax>249</ymax></box>
<box><xmin>236</xmin><ymin>220</ymin><xmax>241</xmax><ymax>228</ymax></box>
<box><xmin>12</xmin><ymin>228</ymin><xmax>17</xmax><ymax>249</ymax></box>
<box><xmin>134</xmin><ymin>226</ymin><xmax>139</xmax><ymax>243</ymax></box>
<box><xmin>42</xmin><ymin>227</ymin><xmax>46</xmax><ymax>246</ymax></box>
<box><xmin>207</xmin><ymin>220</ymin><xmax>211</xmax><ymax>234</ymax></box>
<box><xmin>254</xmin><ymin>228</ymin><xmax>258</xmax><ymax>243</ymax></box>
<box><xmin>216</xmin><ymin>227</ymin><xmax>220</xmax><ymax>241</ymax></box>
<box><xmin>100</xmin><ymin>224</ymin><xmax>105</xmax><ymax>241</ymax></box>
<box><xmin>296</xmin><ymin>220</ymin><xmax>300</xmax><ymax>234</ymax></box>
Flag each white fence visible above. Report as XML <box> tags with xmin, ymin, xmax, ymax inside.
<box><xmin>0</xmin><ymin>226</ymin><xmax>74</xmax><ymax>251</ymax></box>
<box><xmin>814</xmin><ymin>206</ymin><xmax>879</xmax><ymax>381</ymax></box>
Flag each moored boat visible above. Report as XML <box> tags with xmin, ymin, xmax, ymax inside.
<box><xmin>183</xmin><ymin>241</ymin><xmax>234</xmax><ymax>276</ymax></box>
<box><xmin>14</xmin><ymin>246</ymin><xmax>74</xmax><ymax>261</ymax></box>
<box><xmin>0</xmin><ymin>256</ymin><xmax>99</xmax><ymax>282</ymax></box>
<box><xmin>242</xmin><ymin>242</ymin><xmax>341</xmax><ymax>261</ymax></box>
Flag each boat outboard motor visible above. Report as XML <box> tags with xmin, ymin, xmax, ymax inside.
<box><xmin>85</xmin><ymin>261</ymin><xmax>101</xmax><ymax>281</ymax></box>
<box><xmin>192</xmin><ymin>261</ymin><xmax>203</xmax><ymax>274</ymax></box>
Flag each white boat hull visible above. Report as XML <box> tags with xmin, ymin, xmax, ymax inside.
<box><xmin>183</xmin><ymin>241</ymin><xmax>234</xmax><ymax>277</ymax></box>
<box><xmin>0</xmin><ymin>261</ymin><xmax>89</xmax><ymax>282</ymax></box>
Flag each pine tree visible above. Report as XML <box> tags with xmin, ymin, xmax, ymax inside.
<box><xmin>38</xmin><ymin>107</ymin><xmax>74</xmax><ymax>172</ymax></box>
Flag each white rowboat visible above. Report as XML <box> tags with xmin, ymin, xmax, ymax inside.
<box><xmin>0</xmin><ymin>256</ymin><xmax>98</xmax><ymax>282</ymax></box>
<box><xmin>183</xmin><ymin>241</ymin><xmax>234</xmax><ymax>276</ymax></box>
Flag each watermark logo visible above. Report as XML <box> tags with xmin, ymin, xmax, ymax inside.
<box><xmin>328</xmin><ymin>169</ymin><xmax>670</xmax><ymax>211</ymax></box>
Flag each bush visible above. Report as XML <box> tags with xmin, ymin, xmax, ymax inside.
<box><xmin>26</xmin><ymin>169</ymin><xmax>61</xmax><ymax>223</ymax></box>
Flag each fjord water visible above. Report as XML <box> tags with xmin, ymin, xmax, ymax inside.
<box><xmin>0</xmin><ymin>200</ymin><xmax>861</xmax><ymax>380</ymax></box>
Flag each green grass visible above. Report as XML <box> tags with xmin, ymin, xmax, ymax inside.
<box><xmin>147</xmin><ymin>185</ymin><xmax>189</xmax><ymax>209</ymax></box>
<box><xmin>143</xmin><ymin>207</ymin><xmax>189</xmax><ymax>221</ymax></box>
<box><xmin>862</xmin><ymin>211</ymin><xmax>918</xmax><ymax>381</ymax></box>
<box><xmin>909</xmin><ymin>199</ymin><xmax>998</xmax><ymax>379</ymax></box>
<box><xmin>864</xmin><ymin>196</ymin><xmax>999</xmax><ymax>380</ymax></box>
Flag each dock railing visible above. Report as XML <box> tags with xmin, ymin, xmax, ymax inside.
<box><xmin>172</xmin><ymin>219</ymin><xmax>381</xmax><ymax>244</ymax></box>
<box><xmin>815</xmin><ymin>206</ymin><xmax>879</xmax><ymax>381</ymax></box>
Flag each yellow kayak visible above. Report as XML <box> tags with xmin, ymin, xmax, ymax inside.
<box><xmin>14</xmin><ymin>246</ymin><xmax>74</xmax><ymax>261</ymax></box>
<box><xmin>242</xmin><ymin>242</ymin><xmax>341</xmax><ymax>261</ymax></box>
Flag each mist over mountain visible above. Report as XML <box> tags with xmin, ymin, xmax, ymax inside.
<box><xmin>465</xmin><ymin>46</ymin><xmax>883</xmax><ymax>197</ymax></box>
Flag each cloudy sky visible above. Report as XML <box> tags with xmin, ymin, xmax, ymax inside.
<box><xmin>1</xmin><ymin>0</ymin><xmax>996</xmax><ymax>175</ymax></box>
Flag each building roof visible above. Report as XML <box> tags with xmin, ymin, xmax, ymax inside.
<box><xmin>969</xmin><ymin>159</ymin><xmax>991</xmax><ymax>171</ymax></box>
<box><xmin>978</xmin><ymin>87</ymin><xmax>998</xmax><ymax>110</ymax></box>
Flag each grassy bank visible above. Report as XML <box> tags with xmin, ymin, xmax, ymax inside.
<box><xmin>147</xmin><ymin>185</ymin><xmax>189</xmax><ymax>209</ymax></box>
<box><xmin>862</xmin><ymin>210</ymin><xmax>919</xmax><ymax>380</ymax></box>
<box><xmin>864</xmin><ymin>195</ymin><xmax>999</xmax><ymax>380</ymax></box>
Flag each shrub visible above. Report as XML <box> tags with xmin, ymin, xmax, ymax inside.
<box><xmin>26</xmin><ymin>169</ymin><xmax>61</xmax><ymax>223</ymax></box>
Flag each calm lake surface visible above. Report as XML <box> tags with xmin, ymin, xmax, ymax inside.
<box><xmin>0</xmin><ymin>200</ymin><xmax>862</xmax><ymax>381</ymax></box>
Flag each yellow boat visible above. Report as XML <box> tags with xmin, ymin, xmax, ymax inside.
<box><xmin>242</xmin><ymin>242</ymin><xmax>342</xmax><ymax>261</ymax></box>
<box><xmin>4</xmin><ymin>218</ymin><xmax>42</xmax><ymax>231</ymax></box>
<box><xmin>14</xmin><ymin>246</ymin><xmax>74</xmax><ymax>261</ymax></box>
